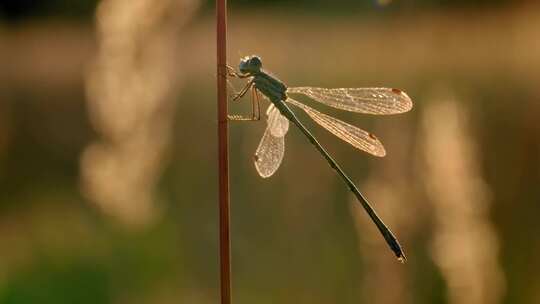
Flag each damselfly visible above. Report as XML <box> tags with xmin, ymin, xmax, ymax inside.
<box><xmin>226</xmin><ymin>55</ymin><xmax>412</xmax><ymax>262</ymax></box>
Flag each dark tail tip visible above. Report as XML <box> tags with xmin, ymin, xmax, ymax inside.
<box><xmin>387</xmin><ymin>236</ymin><xmax>406</xmax><ymax>263</ymax></box>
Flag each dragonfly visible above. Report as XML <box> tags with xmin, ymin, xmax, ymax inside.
<box><xmin>225</xmin><ymin>55</ymin><xmax>412</xmax><ymax>262</ymax></box>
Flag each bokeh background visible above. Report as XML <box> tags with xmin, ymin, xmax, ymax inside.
<box><xmin>1</xmin><ymin>0</ymin><xmax>539</xmax><ymax>303</ymax></box>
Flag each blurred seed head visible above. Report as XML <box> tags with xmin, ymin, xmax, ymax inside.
<box><xmin>81</xmin><ymin>0</ymin><xmax>199</xmax><ymax>227</ymax></box>
<box><xmin>420</xmin><ymin>88</ymin><xmax>505</xmax><ymax>304</ymax></box>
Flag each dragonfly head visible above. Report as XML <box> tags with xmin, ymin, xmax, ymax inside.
<box><xmin>239</xmin><ymin>55</ymin><xmax>262</xmax><ymax>74</ymax></box>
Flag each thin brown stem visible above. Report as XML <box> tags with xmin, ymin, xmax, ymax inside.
<box><xmin>216</xmin><ymin>0</ymin><xmax>231</xmax><ymax>304</ymax></box>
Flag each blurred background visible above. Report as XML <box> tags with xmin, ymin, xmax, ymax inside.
<box><xmin>0</xmin><ymin>0</ymin><xmax>539</xmax><ymax>303</ymax></box>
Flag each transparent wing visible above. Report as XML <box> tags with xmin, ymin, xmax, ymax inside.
<box><xmin>287</xmin><ymin>87</ymin><xmax>412</xmax><ymax>115</ymax></box>
<box><xmin>266</xmin><ymin>104</ymin><xmax>289</xmax><ymax>137</ymax></box>
<box><xmin>286</xmin><ymin>98</ymin><xmax>386</xmax><ymax>157</ymax></box>
<box><xmin>254</xmin><ymin>105</ymin><xmax>289</xmax><ymax>178</ymax></box>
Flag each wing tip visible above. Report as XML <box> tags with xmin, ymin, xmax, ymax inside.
<box><xmin>391</xmin><ymin>88</ymin><xmax>414</xmax><ymax>112</ymax></box>
<box><xmin>367</xmin><ymin>133</ymin><xmax>387</xmax><ymax>157</ymax></box>
<box><xmin>372</xmin><ymin>148</ymin><xmax>386</xmax><ymax>157</ymax></box>
<box><xmin>254</xmin><ymin>155</ymin><xmax>279</xmax><ymax>178</ymax></box>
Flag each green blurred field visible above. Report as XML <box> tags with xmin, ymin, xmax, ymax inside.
<box><xmin>0</xmin><ymin>2</ymin><xmax>539</xmax><ymax>304</ymax></box>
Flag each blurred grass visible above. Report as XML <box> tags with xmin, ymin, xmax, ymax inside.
<box><xmin>0</xmin><ymin>4</ymin><xmax>540</xmax><ymax>304</ymax></box>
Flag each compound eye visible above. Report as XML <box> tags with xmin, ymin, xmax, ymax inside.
<box><xmin>238</xmin><ymin>58</ymin><xmax>249</xmax><ymax>72</ymax></box>
<box><xmin>250</xmin><ymin>56</ymin><xmax>262</xmax><ymax>68</ymax></box>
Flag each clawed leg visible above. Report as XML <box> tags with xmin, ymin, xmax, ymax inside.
<box><xmin>252</xmin><ymin>88</ymin><xmax>261</xmax><ymax>121</ymax></box>
<box><xmin>217</xmin><ymin>64</ymin><xmax>245</xmax><ymax>78</ymax></box>
<box><xmin>228</xmin><ymin>87</ymin><xmax>261</xmax><ymax>122</ymax></box>
<box><xmin>221</xmin><ymin>63</ymin><xmax>261</xmax><ymax>122</ymax></box>
<box><xmin>232</xmin><ymin>79</ymin><xmax>254</xmax><ymax>101</ymax></box>
<box><xmin>224</xmin><ymin>65</ymin><xmax>250</xmax><ymax>79</ymax></box>
<box><xmin>220</xmin><ymin>64</ymin><xmax>252</xmax><ymax>101</ymax></box>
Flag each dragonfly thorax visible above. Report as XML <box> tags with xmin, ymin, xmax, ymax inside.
<box><xmin>253</xmin><ymin>72</ymin><xmax>288</xmax><ymax>103</ymax></box>
<box><xmin>239</xmin><ymin>55</ymin><xmax>262</xmax><ymax>74</ymax></box>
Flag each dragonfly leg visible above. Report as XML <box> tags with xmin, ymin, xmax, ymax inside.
<box><xmin>227</xmin><ymin>114</ymin><xmax>260</xmax><ymax>122</ymax></box>
<box><xmin>218</xmin><ymin>65</ymin><xmax>244</xmax><ymax>99</ymax></box>
<box><xmin>227</xmin><ymin>81</ymin><xmax>259</xmax><ymax>122</ymax></box>
<box><xmin>253</xmin><ymin>88</ymin><xmax>261</xmax><ymax>121</ymax></box>
<box><xmin>232</xmin><ymin>80</ymin><xmax>254</xmax><ymax>101</ymax></box>
<box><xmin>250</xmin><ymin>88</ymin><xmax>255</xmax><ymax>119</ymax></box>
<box><xmin>224</xmin><ymin>64</ymin><xmax>250</xmax><ymax>78</ymax></box>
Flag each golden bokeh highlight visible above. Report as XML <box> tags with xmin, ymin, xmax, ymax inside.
<box><xmin>420</xmin><ymin>89</ymin><xmax>506</xmax><ymax>304</ymax></box>
<box><xmin>81</xmin><ymin>0</ymin><xmax>199</xmax><ymax>226</ymax></box>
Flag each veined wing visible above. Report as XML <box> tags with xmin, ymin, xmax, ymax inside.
<box><xmin>286</xmin><ymin>98</ymin><xmax>386</xmax><ymax>157</ymax></box>
<box><xmin>254</xmin><ymin>105</ymin><xmax>289</xmax><ymax>178</ymax></box>
<box><xmin>287</xmin><ymin>87</ymin><xmax>412</xmax><ymax>115</ymax></box>
<box><xmin>266</xmin><ymin>104</ymin><xmax>289</xmax><ymax>137</ymax></box>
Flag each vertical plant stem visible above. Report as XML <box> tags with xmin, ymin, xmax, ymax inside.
<box><xmin>216</xmin><ymin>1</ymin><xmax>231</xmax><ymax>304</ymax></box>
